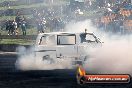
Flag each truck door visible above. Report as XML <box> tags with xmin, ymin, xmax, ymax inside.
<box><xmin>35</xmin><ymin>34</ymin><xmax>57</xmax><ymax>63</ymax></box>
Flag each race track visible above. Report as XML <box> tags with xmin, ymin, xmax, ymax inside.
<box><xmin>0</xmin><ymin>54</ymin><xmax>131</xmax><ymax>88</ymax></box>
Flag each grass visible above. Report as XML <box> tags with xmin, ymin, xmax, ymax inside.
<box><xmin>0</xmin><ymin>39</ymin><xmax>35</xmax><ymax>45</ymax></box>
<box><xmin>0</xmin><ymin>0</ymin><xmax>17</xmax><ymax>3</ymax></box>
<box><xmin>0</xmin><ymin>0</ymin><xmax>66</xmax><ymax>10</ymax></box>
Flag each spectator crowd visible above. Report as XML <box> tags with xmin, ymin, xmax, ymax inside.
<box><xmin>1</xmin><ymin>0</ymin><xmax>132</xmax><ymax>35</ymax></box>
<box><xmin>5</xmin><ymin>12</ymin><xmax>27</xmax><ymax>35</ymax></box>
<box><xmin>94</xmin><ymin>0</ymin><xmax>132</xmax><ymax>34</ymax></box>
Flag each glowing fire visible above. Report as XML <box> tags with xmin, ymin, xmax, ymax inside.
<box><xmin>78</xmin><ymin>66</ymin><xmax>86</xmax><ymax>76</ymax></box>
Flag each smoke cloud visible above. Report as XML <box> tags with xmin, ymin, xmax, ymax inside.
<box><xmin>65</xmin><ymin>20</ymin><xmax>132</xmax><ymax>75</ymax></box>
<box><xmin>15</xmin><ymin>46</ymin><xmax>72</xmax><ymax>71</ymax></box>
<box><xmin>64</xmin><ymin>20</ymin><xmax>96</xmax><ymax>33</ymax></box>
<box><xmin>16</xmin><ymin>20</ymin><xmax>132</xmax><ymax>75</ymax></box>
<box><xmin>84</xmin><ymin>36</ymin><xmax>132</xmax><ymax>75</ymax></box>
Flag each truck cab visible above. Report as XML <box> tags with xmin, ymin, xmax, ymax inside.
<box><xmin>35</xmin><ymin>32</ymin><xmax>102</xmax><ymax>66</ymax></box>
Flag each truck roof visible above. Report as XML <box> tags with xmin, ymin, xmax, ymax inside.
<box><xmin>38</xmin><ymin>32</ymin><xmax>94</xmax><ymax>36</ymax></box>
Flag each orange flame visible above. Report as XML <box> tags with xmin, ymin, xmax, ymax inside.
<box><xmin>78</xmin><ymin>66</ymin><xmax>86</xmax><ymax>76</ymax></box>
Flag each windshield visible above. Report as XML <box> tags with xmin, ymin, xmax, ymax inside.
<box><xmin>86</xmin><ymin>34</ymin><xmax>96</xmax><ymax>41</ymax></box>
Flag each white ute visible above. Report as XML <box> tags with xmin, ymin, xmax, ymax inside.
<box><xmin>35</xmin><ymin>31</ymin><xmax>102</xmax><ymax>66</ymax></box>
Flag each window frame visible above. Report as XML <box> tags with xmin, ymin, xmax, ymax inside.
<box><xmin>57</xmin><ymin>34</ymin><xmax>76</xmax><ymax>45</ymax></box>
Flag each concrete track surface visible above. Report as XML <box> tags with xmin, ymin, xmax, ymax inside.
<box><xmin>0</xmin><ymin>53</ymin><xmax>131</xmax><ymax>88</ymax></box>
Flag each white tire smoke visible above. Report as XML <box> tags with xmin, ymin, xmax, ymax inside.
<box><xmin>16</xmin><ymin>20</ymin><xmax>132</xmax><ymax>75</ymax></box>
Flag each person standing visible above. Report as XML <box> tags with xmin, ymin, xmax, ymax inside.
<box><xmin>21</xmin><ymin>19</ymin><xmax>26</xmax><ymax>35</ymax></box>
<box><xmin>15</xmin><ymin>11</ymin><xmax>22</xmax><ymax>35</ymax></box>
<box><xmin>5</xmin><ymin>20</ymin><xmax>10</xmax><ymax>35</ymax></box>
<box><xmin>15</xmin><ymin>12</ymin><xmax>21</xmax><ymax>28</ymax></box>
<box><xmin>12</xmin><ymin>20</ymin><xmax>17</xmax><ymax>35</ymax></box>
<box><xmin>42</xmin><ymin>18</ymin><xmax>47</xmax><ymax>32</ymax></box>
<box><xmin>37</xmin><ymin>19</ymin><xmax>46</xmax><ymax>33</ymax></box>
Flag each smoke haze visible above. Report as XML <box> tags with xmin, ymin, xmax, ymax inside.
<box><xmin>16</xmin><ymin>20</ymin><xmax>132</xmax><ymax>75</ymax></box>
<box><xmin>15</xmin><ymin>46</ymin><xmax>72</xmax><ymax>70</ymax></box>
<box><xmin>84</xmin><ymin>36</ymin><xmax>132</xmax><ymax>75</ymax></box>
<box><xmin>64</xmin><ymin>20</ymin><xmax>96</xmax><ymax>33</ymax></box>
<box><xmin>65</xmin><ymin>20</ymin><xmax>132</xmax><ymax>75</ymax></box>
